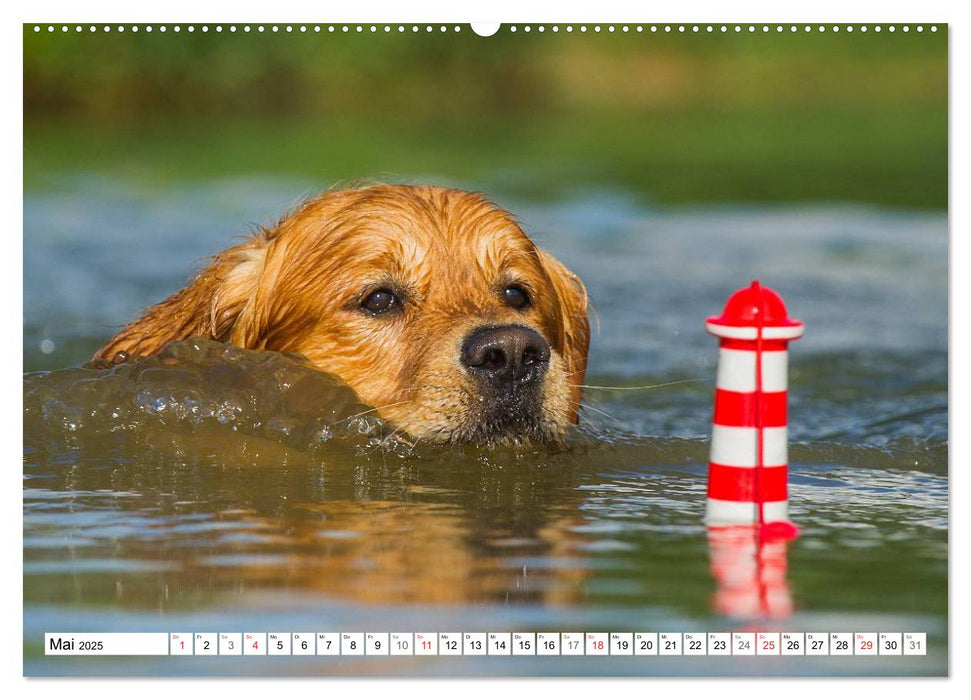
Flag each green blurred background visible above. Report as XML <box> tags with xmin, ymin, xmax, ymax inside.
<box><xmin>24</xmin><ymin>24</ymin><xmax>947</xmax><ymax>207</ymax></box>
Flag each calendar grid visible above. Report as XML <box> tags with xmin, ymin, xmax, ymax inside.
<box><xmin>44</xmin><ymin>632</ymin><xmax>927</xmax><ymax>657</ymax></box>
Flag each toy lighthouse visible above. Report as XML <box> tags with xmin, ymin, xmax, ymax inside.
<box><xmin>705</xmin><ymin>281</ymin><xmax>802</xmax><ymax>539</ymax></box>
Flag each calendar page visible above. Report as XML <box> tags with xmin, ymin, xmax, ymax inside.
<box><xmin>22</xmin><ymin>18</ymin><xmax>948</xmax><ymax>678</ymax></box>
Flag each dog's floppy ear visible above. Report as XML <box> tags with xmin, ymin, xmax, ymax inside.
<box><xmin>538</xmin><ymin>249</ymin><xmax>590</xmax><ymax>421</ymax></box>
<box><xmin>93</xmin><ymin>237</ymin><xmax>270</xmax><ymax>361</ymax></box>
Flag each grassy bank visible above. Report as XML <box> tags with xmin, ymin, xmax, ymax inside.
<box><xmin>24</xmin><ymin>24</ymin><xmax>947</xmax><ymax>207</ymax></box>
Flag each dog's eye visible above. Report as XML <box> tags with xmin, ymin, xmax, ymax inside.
<box><xmin>502</xmin><ymin>284</ymin><xmax>531</xmax><ymax>309</ymax></box>
<box><xmin>361</xmin><ymin>288</ymin><xmax>400</xmax><ymax>315</ymax></box>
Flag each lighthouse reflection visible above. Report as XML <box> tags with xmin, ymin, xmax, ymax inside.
<box><xmin>707</xmin><ymin>526</ymin><xmax>793</xmax><ymax>619</ymax></box>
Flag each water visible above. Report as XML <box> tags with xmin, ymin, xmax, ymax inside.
<box><xmin>23</xmin><ymin>177</ymin><xmax>948</xmax><ymax>676</ymax></box>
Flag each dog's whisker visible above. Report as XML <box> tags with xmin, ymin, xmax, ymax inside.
<box><xmin>385</xmin><ymin>424</ymin><xmax>408</xmax><ymax>444</ymax></box>
<box><xmin>578</xmin><ymin>401</ymin><xmax>624</xmax><ymax>426</ymax></box>
<box><xmin>369</xmin><ymin>413</ymin><xmax>423</xmax><ymax>455</ymax></box>
<box><xmin>572</xmin><ymin>378</ymin><xmax>702</xmax><ymax>392</ymax></box>
<box><xmin>574</xmin><ymin>412</ymin><xmax>596</xmax><ymax>428</ymax></box>
<box><xmin>342</xmin><ymin>399</ymin><xmax>414</xmax><ymax>422</ymax></box>
<box><xmin>574</xmin><ymin>415</ymin><xmax>609</xmax><ymax>446</ymax></box>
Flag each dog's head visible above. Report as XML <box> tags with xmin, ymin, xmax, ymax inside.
<box><xmin>98</xmin><ymin>185</ymin><xmax>589</xmax><ymax>444</ymax></box>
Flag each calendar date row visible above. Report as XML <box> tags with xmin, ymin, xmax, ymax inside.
<box><xmin>46</xmin><ymin>632</ymin><xmax>927</xmax><ymax>657</ymax></box>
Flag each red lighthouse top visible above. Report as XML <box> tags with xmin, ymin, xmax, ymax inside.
<box><xmin>706</xmin><ymin>281</ymin><xmax>804</xmax><ymax>341</ymax></box>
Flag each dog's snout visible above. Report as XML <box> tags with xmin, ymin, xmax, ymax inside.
<box><xmin>462</xmin><ymin>325</ymin><xmax>550</xmax><ymax>388</ymax></box>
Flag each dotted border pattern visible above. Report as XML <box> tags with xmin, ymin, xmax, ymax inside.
<box><xmin>31</xmin><ymin>24</ymin><xmax>941</xmax><ymax>35</ymax></box>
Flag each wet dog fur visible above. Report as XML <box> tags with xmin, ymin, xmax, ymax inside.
<box><xmin>95</xmin><ymin>184</ymin><xmax>589</xmax><ymax>445</ymax></box>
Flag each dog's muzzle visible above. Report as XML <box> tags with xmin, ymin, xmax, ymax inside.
<box><xmin>461</xmin><ymin>324</ymin><xmax>550</xmax><ymax>425</ymax></box>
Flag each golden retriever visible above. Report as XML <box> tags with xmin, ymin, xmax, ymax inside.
<box><xmin>94</xmin><ymin>184</ymin><xmax>589</xmax><ymax>444</ymax></box>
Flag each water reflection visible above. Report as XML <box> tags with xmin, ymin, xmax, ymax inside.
<box><xmin>707</xmin><ymin>527</ymin><xmax>793</xmax><ymax>619</ymax></box>
<box><xmin>25</xmin><ymin>450</ymin><xmax>593</xmax><ymax>609</ymax></box>
<box><xmin>23</xmin><ymin>341</ymin><xmax>947</xmax><ymax>634</ymax></box>
<box><xmin>25</xmin><ymin>342</ymin><xmax>595</xmax><ymax>607</ymax></box>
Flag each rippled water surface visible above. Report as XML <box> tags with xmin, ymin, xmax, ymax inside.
<box><xmin>23</xmin><ymin>179</ymin><xmax>947</xmax><ymax>676</ymax></box>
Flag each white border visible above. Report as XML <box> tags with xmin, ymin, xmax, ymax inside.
<box><xmin>7</xmin><ymin>1</ymin><xmax>963</xmax><ymax>698</ymax></box>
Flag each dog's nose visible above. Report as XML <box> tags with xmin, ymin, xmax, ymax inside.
<box><xmin>462</xmin><ymin>325</ymin><xmax>551</xmax><ymax>388</ymax></box>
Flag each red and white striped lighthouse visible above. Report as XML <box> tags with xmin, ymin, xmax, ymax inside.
<box><xmin>705</xmin><ymin>281</ymin><xmax>802</xmax><ymax>539</ymax></box>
